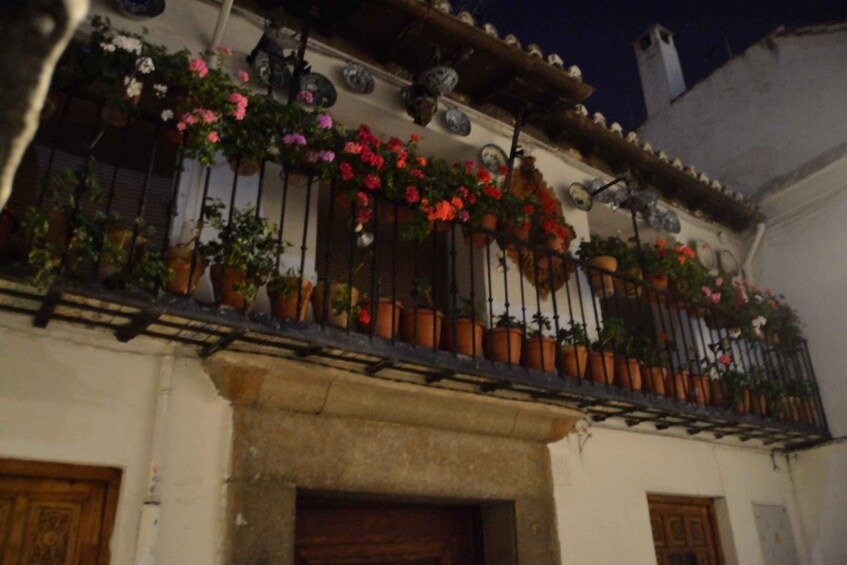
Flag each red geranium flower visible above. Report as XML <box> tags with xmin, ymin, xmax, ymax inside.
<box><xmin>363</xmin><ymin>174</ymin><xmax>381</xmax><ymax>190</ymax></box>
<box><xmin>358</xmin><ymin>309</ymin><xmax>371</xmax><ymax>326</ymax></box>
<box><xmin>340</xmin><ymin>162</ymin><xmax>354</xmax><ymax>181</ymax></box>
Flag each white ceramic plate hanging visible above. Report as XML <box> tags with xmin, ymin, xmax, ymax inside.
<box><xmin>341</xmin><ymin>63</ymin><xmax>375</xmax><ymax>94</ymax></box>
<box><xmin>444</xmin><ymin>107</ymin><xmax>471</xmax><ymax>136</ymax></box>
<box><xmin>480</xmin><ymin>144</ymin><xmax>508</xmax><ymax>173</ymax></box>
<box><xmin>695</xmin><ymin>240</ymin><xmax>717</xmax><ymax>270</ymax></box>
<box><xmin>718</xmin><ymin>248</ymin><xmax>740</xmax><ymax>276</ymax></box>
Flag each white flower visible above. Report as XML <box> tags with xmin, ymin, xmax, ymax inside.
<box><xmin>729</xmin><ymin>328</ymin><xmax>741</xmax><ymax>339</ymax></box>
<box><xmin>267</xmin><ymin>145</ymin><xmax>280</xmax><ymax>156</ymax></box>
<box><xmin>136</xmin><ymin>57</ymin><xmax>155</xmax><ymax>74</ymax></box>
<box><xmin>124</xmin><ymin>77</ymin><xmax>143</xmax><ymax>98</ymax></box>
<box><xmin>153</xmin><ymin>83</ymin><xmax>168</xmax><ymax>94</ymax></box>
<box><xmin>752</xmin><ymin>316</ymin><xmax>767</xmax><ymax>329</ymax></box>
<box><xmin>113</xmin><ymin>35</ymin><xmax>142</xmax><ymax>55</ymax></box>
<box><xmin>100</xmin><ymin>42</ymin><xmax>116</xmax><ymax>53</ymax></box>
<box><xmin>753</xmin><ymin>294</ymin><xmax>763</xmax><ymax>303</ymax></box>
<box><xmin>161</xmin><ymin>109</ymin><xmax>174</xmax><ymax>122</ymax></box>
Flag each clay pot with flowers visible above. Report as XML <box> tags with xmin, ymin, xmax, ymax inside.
<box><xmin>485</xmin><ymin>313</ymin><xmax>524</xmax><ymax>365</ymax></box>
<box><xmin>524</xmin><ymin>313</ymin><xmax>557</xmax><ymax>372</ymax></box>
<box><xmin>402</xmin><ymin>279</ymin><xmax>443</xmax><ymax>348</ymax></box>
<box><xmin>442</xmin><ymin>298</ymin><xmax>486</xmax><ymax>357</ymax></box>
<box><xmin>558</xmin><ymin>321</ymin><xmax>590</xmax><ymax>379</ymax></box>
<box><xmin>204</xmin><ymin>199</ymin><xmax>280</xmax><ymax>311</ymax></box>
<box><xmin>531</xmin><ymin>191</ymin><xmax>574</xmax><ymax>272</ymax></box>
<box><xmin>723</xmin><ymin>369</ymin><xmax>752</xmax><ymax>414</ymax></box>
<box><xmin>577</xmin><ymin>236</ymin><xmax>618</xmax><ymax>298</ymax></box>
<box><xmin>588</xmin><ymin>318</ymin><xmax>625</xmax><ymax>385</ymax></box>
<box><xmin>639</xmin><ymin>238</ymin><xmax>675</xmax><ymax>303</ymax></box>
<box><xmin>461</xmin><ymin>164</ymin><xmax>503</xmax><ymax>249</ymax></box>
<box><xmin>605</xmin><ymin>237</ymin><xmax>643</xmax><ymax>299</ymax></box>
<box><xmin>268</xmin><ymin>267</ymin><xmax>313</xmax><ymax>322</ymax></box>
<box><xmin>359</xmin><ymin>294</ymin><xmax>403</xmax><ymax>339</ymax></box>
<box><xmin>614</xmin><ymin>329</ymin><xmax>647</xmax><ymax>392</ymax></box>
<box><xmin>497</xmin><ymin>194</ymin><xmax>534</xmax><ymax>252</ymax></box>
<box><xmin>311</xmin><ymin>282</ymin><xmax>360</xmax><ymax>329</ymax></box>
<box><xmin>641</xmin><ymin>333</ymin><xmax>675</xmax><ymax>396</ymax></box>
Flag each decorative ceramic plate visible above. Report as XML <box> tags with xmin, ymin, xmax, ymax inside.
<box><xmin>661</xmin><ymin>210</ymin><xmax>681</xmax><ymax>234</ymax></box>
<box><xmin>645</xmin><ymin>208</ymin><xmax>663</xmax><ymax>230</ymax></box>
<box><xmin>695</xmin><ymin>240</ymin><xmax>717</xmax><ymax>270</ymax></box>
<box><xmin>444</xmin><ymin>107</ymin><xmax>471</xmax><ymax>136</ymax></box>
<box><xmin>299</xmin><ymin>73</ymin><xmax>337</xmax><ymax>108</ymax></box>
<box><xmin>399</xmin><ymin>86</ymin><xmax>411</xmax><ymax>106</ymax></box>
<box><xmin>480</xmin><ymin>144</ymin><xmax>508</xmax><ymax>174</ymax></box>
<box><xmin>251</xmin><ymin>50</ymin><xmax>289</xmax><ymax>90</ymax></box>
<box><xmin>719</xmin><ymin>248</ymin><xmax>740</xmax><ymax>276</ymax></box>
<box><xmin>341</xmin><ymin>63</ymin><xmax>375</xmax><ymax>94</ymax></box>
<box><xmin>114</xmin><ymin>0</ymin><xmax>165</xmax><ymax>18</ymax></box>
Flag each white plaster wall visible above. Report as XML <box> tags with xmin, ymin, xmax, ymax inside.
<box><xmin>638</xmin><ymin>28</ymin><xmax>847</xmax><ymax>195</ymax></box>
<box><xmin>0</xmin><ymin>313</ymin><xmax>231</xmax><ymax>564</ymax></box>
<box><xmin>550</xmin><ymin>426</ymin><xmax>810</xmax><ymax>565</ymax></box>
<box><xmin>788</xmin><ymin>443</ymin><xmax>847</xmax><ymax>565</ymax></box>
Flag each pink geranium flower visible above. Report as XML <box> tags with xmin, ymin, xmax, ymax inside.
<box><xmin>215</xmin><ymin>46</ymin><xmax>233</xmax><ymax>56</ymax></box>
<box><xmin>316</xmin><ymin>114</ymin><xmax>333</xmax><ymax>129</ymax></box>
<box><xmin>296</xmin><ymin>90</ymin><xmax>314</xmax><ymax>104</ymax></box>
<box><xmin>189</xmin><ymin>58</ymin><xmax>208</xmax><ymax>77</ymax></box>
<box><xmin>238</xmin><ymin>70</ymin><xmax>249</xmax><ymax>83</ymax></box>
<box><xmin>207</xmin><ymin>131</ymin><xmax>219</xmax><ymax>143</ymax></box>
<box><xmin>718</xmin><ymin>354</ymin><xmax>732</xmax><ymax>366</ymax></box>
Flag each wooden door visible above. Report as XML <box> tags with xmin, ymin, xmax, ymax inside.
<box><xmin>0</xmin><ymin>459</ymin><xmax>121</xmax><ymax>565</ymax></box>
<box><xmin>295</xmin><ymin>497</ymin><xmax>482</xmax><ymax>564</ymax></box>
<box><xmin>648</xmin><ymin>495</ymin><xmax>724</xmax><ymax>565</ymax></box>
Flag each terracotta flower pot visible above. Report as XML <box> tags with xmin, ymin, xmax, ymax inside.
<box><xmin>612</xmin><ymin>266</ymin><xmax>643</xmax><ymax>299</ymax></box>
<box><xmin>361</xmin><ymin>298</ymin><xmax>403</xmax><ymax>339</ymax></box>
<box><xmin>589</xmin><ymin>351</ymin><xmax>614</xmax><ymax>384</ymax></box>
<box><xmin>752</xmin><ymin>393</ymin><xmax>768</xmax><ymax>417</ymax></box>
<box><xmin>583</xmin><ymin>256</ymin><xmax>617</xmax><ymax>298</ymax></box>
<box><xmin>311</xmin><ymin>283</ymin><xmax>359</xmax><ymax>329</ymax></box>
<box><xmin>165</xmin><ymin>246</ymin><xmax>206</xmax><ymax>296</ymax></box>
<box><xmin>665</xmin><ymin>370</ymin><xmax>689</xmax><ymax>401</ymax></box>
<box><xmin>228</xmin><ymin>157</ymin><xmax>263</xmax><ymax>177</ymax></box>
<box><xmin>463</xmin><ymin>213</ymin><xmax>498</xmax><ymax>249</ymax></box>
<box><xmin>335</xmin><ymin>191</ymin><xmax>352</xmax><ymax>209</ymax></box>
<box><xmin>402</xmin><ymin>308</ymin><xmax>444</xmax><ymax>348</ymax></box>
<box><xmin>433</xmin><ymin>220</ymin><xmax>452</xmax><ymax>233</ymax></box>
<box><xmin>646</xmin><ymin>272</ymin><xmax>668</xmax><ymax>304</ymax></box>
<box><xmin>643</xmin><ymin>366</ymin><xmax>667</xmax><ymax>396</ymax></box>
<box><xmin>802</xmin><ymin>399</ymin><xmax>815</xmax><ymax>425</ymax></box>
<box><xmin>485</xmin><ymin>327</ymin><xmax>523</xmax><ymax>365</ymax></box>
<box><xmin>561</xmin><ymin>345</ymin><xmax>588</xmax><ymax>378</ymax></box>
<box><xmin>212</xmin><ymin>264</ymin><xmax>250</xmax><ymax>310</ymax></box>
<box><xmin>734</xmin><ymin>388</ymin><xmax>752</xmax><ymax>414</ymax></box>
<box><xmin>442</xmin><ymin>318</ymin><xmax>485</xmax><ymax>357</ymax></box>
<box><xmin>615</xmin><ymin>357</ymin><xmax>642</xmax><ymax>391</ymax></box>
<box><xmin>785</xmin><ymin>396</ymin><xmax>801</xmax><ymax>422</ymax></box>
<box><xmin>97</xmin><ymin>228</ymin><xmax>147</xmax><ymax>280</ymax></box>
<box><xmin>269</xmin><ymin>278</ymin><xmax>314</xmax><ymax>321</ymax></box>
<box><xmin>710</xmin><ymin>380</ymin><xmax>725</xmax><ymax>407</ymax></box>
<box><xmin>535</xmin><ymin>235</ymin><xmax>568</xmax><ymax>271</ymax></box>
<box><xmin>689</xmin><ymin>375</ymin><xmax>710</xmax><ymax>406</ymax></box>
<box><xmin>524</xmin><ymin>336</ymin><xmax>557</xmax><ymax>372</ymax></box>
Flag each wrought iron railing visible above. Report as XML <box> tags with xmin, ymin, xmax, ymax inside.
<box><xmin>0</xmin><ymin>92</ymin><xmax>829</xmax><ymax>445</ymax></box>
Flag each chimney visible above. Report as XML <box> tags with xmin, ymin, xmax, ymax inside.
<box><xmin>634</xmin><ymin>24</ymin><xmax>686</xmax><ymax>118</ymax></box>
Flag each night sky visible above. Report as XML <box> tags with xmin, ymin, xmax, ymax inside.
<box><xmin>463</xmin><ymin>0</ymin><xmax>846</xmax><ymax>129</ymax></box>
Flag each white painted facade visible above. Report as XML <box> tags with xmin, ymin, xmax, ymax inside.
<box><xmin>639</xmin><ymin>21</ymin><xmax>847</xmax><ymax>565</ymax></box>
<box><xmin>0</xmin><ymin>1</ymin><xmax>843</xmax><ymax>564</ymax></box>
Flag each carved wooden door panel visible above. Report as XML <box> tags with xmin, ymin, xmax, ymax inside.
<box><xmin>648</xmin><ymin>495</ymin><xmax>724</xmax><ymax>565</ymax></box>
<box><xmin>0</xmin><ymin>460</ymin><xmax>120</xmax><ymax>565</ymax></box>
<box><xmin>295</xmin><ymin>498</ymin><xmax>482</xmax><ymax>564</ymax></box>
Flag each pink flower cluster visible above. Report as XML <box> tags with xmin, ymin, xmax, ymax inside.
<box><xmin>214</xmin><ymin>46</ymin><xmax>233</xmax><ymax>57</ymax></box>
<box><xmin>296</xmin><ymin>90</ymin><xmax>314</xmax><ymax>104</ymax></box>
<box><xmin>701</xmin><ymin>286</ymin><xmax>721</xmax><ymax>304</ymax></box>
<box><xmin>316</xmin><ymin>114</ymin><xmax>333</xmax><ymax>129</ymax></box>
<box><xmin>229</xmin><ymin>92</ymin><xmax>248</xmax><ymax>121</ymax></box>
<box><xmin>306</xmin><ymin>150</ymin><xmax>335</xmax><ymax>163</ymax></box>
<box><xmin>176</xmin><ymin>108</ymin><xmax>218</xmax><ymax>132</ymax></box>
<box><xmin>189</xmin><ymin>58</ymin><xmax>208</xmax><ymax>78</ymax></box>
<box><xmin>282</xmin><ymin>133</ymin><xmax>307</xmax><ymax>146</ymax></box>
<box><xmin>237</xmin><ymin>70</ymin><xmax>249</xmax><ymax>83</ymax></box>
<box><xmin>718</xmin><ymin>354</ymin><xmax>732</xmax><ymax>366</ymax></box>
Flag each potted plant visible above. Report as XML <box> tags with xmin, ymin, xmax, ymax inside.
<box><xmin>359</xmin><ymin>292</ymin><xmax>403</xmax><ymax>339</ymax></box>
<box><xmin>442</xmin><ymin>297</ymin><xmax>485</xmax><ymax>357</ymax></box>
<box><xmin>531</xmin><ymin>191</ymin><xmax>574</xmax><ymax>271</ymax></box>
<box><xmin>684</xmin><ymin>353</ymin><xmax>711</xmax><ymax>406</ymax></box>
<box><xmin>606</xmin><ymin>237</ymin><xmax>643</xmax><ymax>299</ymax></box>
<box><xmin>638</xmin><ymin>238</ymin><xmax>674</xmax><ymax>303</ymax></box>
<box><xmin>558</xmin><ymin>321</ymin><xmax>590</xmax><ymax>378</ymax></box>
<box><xmin>485</xmin><ymin>313</ymin><xmax>524</xmax><ymax>365</ymax></box>
<box><xmin>641</xmin><ymin>334</ymin><xmax>674</xmax><ymax>396</ymax></box>
<box><xmin>577</xmin><ymin>236</ymin><xmax>618</xmax><ymax>298</ymax></box>
<box><xmin>589</xmin><ymin>318</ymin><xmax>624</xmax><ymax>384</ymax></box>
<box><xmin>312</xmin><ymin>281</ymin><xmax>360</xmax><ymax>329</ymax></box>
<box><xmin>497</xmin><ymin>193</ymin><xmax>534</xmax><ymax>252</ymax></box>
<box><xmin>723</xmin><ymin>368</ymin><xmax>752</xmax><ymax>414</ymax></box>
<box><xmin>524</xmin><ymin>313</ymin><xmax>557</xmax><ymax>372</ymax></box>
<box><xmin>164</xmin><ymin>214</ymin><xmax>221</xmax><ymax>296</ymax></box>
<box><xmin>267</xmin><ymin>266</ymin><xmax>313</xmax><ymax>322</ymax></box>
<box><xmin>402</xmin><ymin>278</ymin><xmax>443</xmax><ymax>348</ymax></box>
<box><xmin>615</xmin><ymin>330</ymin><xmax>647</xmax><ymax>392</ymax></box>
<box><xmin>204</xmin><ymin>199</ymin><xmax>279</xmax><ymax>310</ymax></box>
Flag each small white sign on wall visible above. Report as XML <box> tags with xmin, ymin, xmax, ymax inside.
<box><xmin>753</xmin><ymin>504</ymin><xmax>800</xmax><ymax>565</ymax></box>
